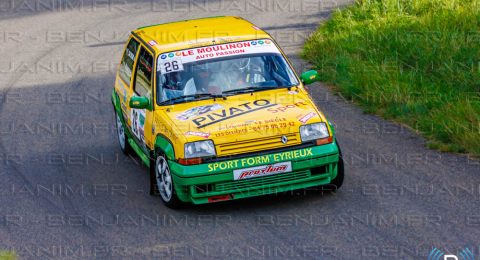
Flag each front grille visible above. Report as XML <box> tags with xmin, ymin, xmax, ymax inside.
<box><xmin>214</xmin><ymin>170</ymin><xmax>310</xmax><ymax>192</ymax></box>
<box><xmin>216</xmin><ymin>133</ymin><xmax>301</xmax><ymax>156</ymax></box>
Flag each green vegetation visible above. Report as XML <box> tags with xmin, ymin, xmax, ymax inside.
<box><xmin>0</xmin><ymin>251</ymin><xmax>16</xmax><ymax>260</ymax></box>
<box><xmin>304</xmin><ymin>0</ymin><xmax>480</xmax><ymax>155</ymax></box>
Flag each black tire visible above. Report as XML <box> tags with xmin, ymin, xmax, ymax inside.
<box><xmin>330</xmin><ymin>139</ymin><xmax>344</xmax><ymax>190</ymax></box>
<box><xmin>150</xmin><ymin>153</ymin><xmax>183</xmax><ymax>209</ymax></box>
<box><xmin>330</xmin><ymin>152</ymin><xmax>344</xmax><ymax>190</ymax></box>
<box><xmin>115</xmin><ymin>110</ymin><xmax>132</xmax><ymax>155</ymax></box>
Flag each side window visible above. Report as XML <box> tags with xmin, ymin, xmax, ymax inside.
<box><xmin>119</xmin><ymin>38</ymin><xmax>139</xmax><ymax>84</ymax></box>
<box><xmin>134</xmin><ymin>47</ymin><xmax>153</xmax><ymax>97</ymax></box>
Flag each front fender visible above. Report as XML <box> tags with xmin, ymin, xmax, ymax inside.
<box><xmin>111</xmin><ymin>89</ymin><xmax>122</xmax><ymax>114</ymax></box>
<box><xmin>155</xmin><ymin>135</ymin><xmax>175</xmax><ymax>160</ymax></box>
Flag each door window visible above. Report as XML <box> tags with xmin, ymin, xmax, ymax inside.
<box><xmin>119</xmin><ymin>38</ymin><xmax>139</xmax><ymax>85</ymax></box>
<box><xmin>134</xmin><ymin>47</ymin><xmax>153</xmax><ymax>97</ymax></box>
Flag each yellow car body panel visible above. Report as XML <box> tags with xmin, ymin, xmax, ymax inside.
<box><xmin>134</xmin><ymin>16</ymin><xmax>271</xmax><ymax>54</ymax></box>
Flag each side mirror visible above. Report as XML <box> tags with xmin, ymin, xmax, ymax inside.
<box><xmin>300</xmin><ymin>70</ymin><xmax>320</xmax><ymax>85</ymax></box>
<box><xmin>129</xmin><ymin>96</ymin><xmax>150</xmax><ymax>109</ymax></box>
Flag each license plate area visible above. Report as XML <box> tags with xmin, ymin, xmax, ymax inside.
<box><xmin>233</xmin><ymin>161</ymin><xmax>292</xmax><ymax>181</ymax></box>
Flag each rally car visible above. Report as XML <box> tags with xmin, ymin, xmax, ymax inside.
<box><xmin>112</xmin><ymin>16</ymin><xmax>344</xmax><ymax>208</ymax></box>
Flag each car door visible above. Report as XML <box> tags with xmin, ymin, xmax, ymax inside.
<box><xmin>130</xmin><ymin>45</ymin><xmax>155</xmax><ymax>152</ymax></box>
<box><xmin>115</xmin><ymin>36</ymin><xmax>139</xmax><ymax>125</ymax></box>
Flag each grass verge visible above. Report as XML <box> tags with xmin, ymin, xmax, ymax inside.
<box><xmin>0</xmin><ymin>251</ymin><xmax>16</xmax><ymax>260</ymax></box>
<box><xmin>304</xmin><ymin>0</ymin><xmax>480</xmax><ymax>156</ymax></box>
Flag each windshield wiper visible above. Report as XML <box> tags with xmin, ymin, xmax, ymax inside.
<box><xmin>159</xmin><ymin>93</ymin><xmax>227</xmax><ymax>105</ymax></box>
<box><xmin>222</xmin><ymin>85</ymin><xmax>294</xmax><ymax>95</ymax></box>
<box><xmin>222</xmin><ymin>86</ymin><xmax>276</xmax><ymax>95</ymax></box>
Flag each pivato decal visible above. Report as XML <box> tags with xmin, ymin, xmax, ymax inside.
<box><xmin>176</xmin><ymin>104</ymin><xmax>223</xmax><ymax>121</ymax></box>
<box><xmin>192</xmin><ymin>99</ymin><xmax>276</xmax><ymax>128</ymax></box>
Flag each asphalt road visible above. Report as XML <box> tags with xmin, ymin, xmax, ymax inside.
<box><xmin>1</xmin><ymin>1</ymin><xmax>479</xmax><ymax>259</ymax></box>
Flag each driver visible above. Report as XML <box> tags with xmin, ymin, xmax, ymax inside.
<box><xmin>164</xmin><ymin>72</ymin><xmax>182</xmax><ymax>89</ymax></box>
<box><xmin>193</xmin><ymin>66</ymin><xmax>211</xmax><ymax>93</ymax></box>
<box><xmin>161</xmin><ymin>72</ymin><xmax>184</xmax><ymax>100</ymax></box>
<box><xmin>184</xmin><ymin>63</ymin><xmax>224</xmax><ymax>95</ymax></box>
<box><xmin>227</xmin><ymin>70</ymin><xmax>248</xmax><ymax>89</ymax></box>
<box><xmin>223</xmin><ymin>58</ymin><xmax>250</xmax><ymax>90</ymax></box>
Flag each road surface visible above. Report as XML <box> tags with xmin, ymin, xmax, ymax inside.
<box><xmin>0</xmin><ymin>0</ymin><xmax>479</xmax><ymax>259</ymax></box>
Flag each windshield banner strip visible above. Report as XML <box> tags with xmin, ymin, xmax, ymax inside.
<box><xmin>158</xmin><ymin>39</ymin><xmax>280</xmax><ymax>69</ymax></box>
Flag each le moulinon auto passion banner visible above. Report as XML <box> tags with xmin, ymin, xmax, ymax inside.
<box><xmin>157</xmin><ymin>39</ymin><xmax>280</xmax><ymax>72</ymax></box>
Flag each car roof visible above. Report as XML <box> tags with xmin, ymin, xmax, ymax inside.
<box><xmin>132</xmin><ymin>16</ymin><xmax>272</xmax><ymax>54</ymax></box>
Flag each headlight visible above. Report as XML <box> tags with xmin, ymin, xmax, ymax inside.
<box><xmin>300</xmin><ymin>123</ymin><xmax>330</xmax><ymax>142</ymax></box>
<box><xmin>184</xmin><ymin>140</ymin><xmax>216</xmax><ymax>158</ymax></box>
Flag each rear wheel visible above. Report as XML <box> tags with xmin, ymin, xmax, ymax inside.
<box><xmin>150</xmin><ymin>153</ymin><xmax>183</xmax><ymax>209</ymax></box>
<box><xmin>115</xmin><ymin>111</ymin><xmax>131</xmax><ymax>155</ymax></box>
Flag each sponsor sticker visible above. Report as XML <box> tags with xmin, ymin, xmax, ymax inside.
<box><xmin>299</xmin><ymin>112</ymin><xmax>315</xmax><ymax>124</ymax></box>
<box><xmin>127</xmin><ymin>49</ymin><xmax>135</xmax><ymax>61</ymax></box>
<box><xmin>267</xmin><ymin>101</ymin><xmax>307</xmax><ymax>113</ymax></box>
<box><xmin>157</xmin><ymin>39</ymin><xmax>280</xmax><ymax>65</ymax></box>
<box><xmin>131</xmin><ymin>108</ymin><xmax>146</xmax><ymax>144</ymax></box>
<box><xmin>233</xmin><ymin>161</ymin><xmax>292</xmax><ymax>180</ymax></box>
<box><xmin>159</xmin><ymin>58</ymin><xmax>184</xmax><ymax>74</ymax></box>
<box><xmin>185</xmin><ymin>131</ymin><xmax>210</xmax><ymax>139</ymax></box>
<box><xmin>192</xmin><ymin>99</ymin><xmax>276</xmax><ymax>128</ymax></box>
<box><xmin>207</xmin><ymin>148</ymin><xmax>313</xmax><ymax>172</ymax></box>
<box><xmin>176</xmin><ymin>104</ymin><xmax>223</xmax><ymax>121</ymax></box>
<box><xmin>148</xmin><ymin>40</ymin><xmax>158</xmax><ymax>46</ymax></box>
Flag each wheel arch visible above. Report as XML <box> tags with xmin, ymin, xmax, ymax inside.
<box><xmin>111</xmin><ymin>89</ymin><xmax>122</xmax><ymax>114</ymax></box>
<box><xmin>154</xmin><ymin>134</ymin><xmax>175</xmax><ymax>161</ymax></box>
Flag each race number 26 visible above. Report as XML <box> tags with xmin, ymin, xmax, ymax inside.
<box><xmin>160</xmin><ymin>59</ymin><xmax>183</xmax><ymax>74</ymax></box>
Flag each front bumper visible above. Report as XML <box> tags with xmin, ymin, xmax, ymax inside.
<box><xmin>169</xmin><ymin>142</ymin><xmax>340</xmax><ymax>204</ymax></box>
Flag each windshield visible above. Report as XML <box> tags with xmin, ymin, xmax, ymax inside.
<box><xmin>156</xmin><ymin>40</ymin><xmax>299</xmax><ymax>105</ymax></box>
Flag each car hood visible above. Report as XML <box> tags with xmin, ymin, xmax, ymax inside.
<box><xmin>158</xmin><ymin>88</ymin><xmax>326</xmax><ymax>155</ymax></box>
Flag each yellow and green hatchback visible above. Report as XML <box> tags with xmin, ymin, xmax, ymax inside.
<box><xmin>112</xmin><ymin>16</ymin><xmax>344</xmax><ymax>208</ymax></box>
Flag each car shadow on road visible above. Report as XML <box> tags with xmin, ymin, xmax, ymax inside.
<box><xmin>183</xmin><ymin>188</ymin><xmax>339</xmax><ymax>213</ymax></box>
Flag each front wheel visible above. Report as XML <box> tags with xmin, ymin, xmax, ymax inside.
<box><xmin>330</xmin><ymin>139</ymin><xmax>344</xmax><ymax>190</ymax></box>
<box><xmin>150</xmin><ymin>153</ymin><xmax>183</xmax><ymax>209</ymax></box>
<box><xmin>330</xmin><ymin>154</ymin><xmax>344</xmax><ymax>190</ymax></box>
<box><xmin>115</xmin><ymin>111</ymin><xmax>131</xmax><ymax>155</ymax></box>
